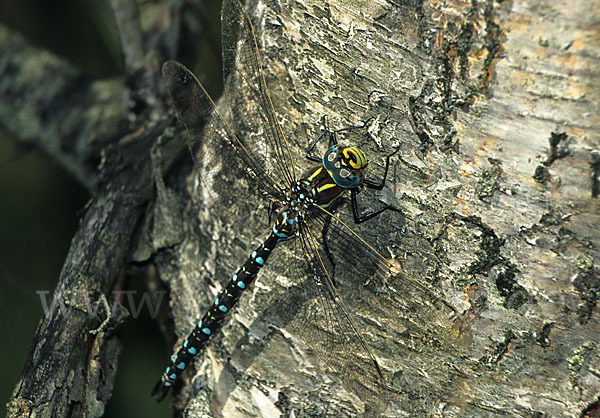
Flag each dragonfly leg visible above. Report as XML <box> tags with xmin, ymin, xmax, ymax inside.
<box><xmin>306</xmin><ymin>117</ymin><xmax>332</xmax><ymax>162</ymax></box>
<box><xmin>363</xmin><ymin>145</ymin><xmax>400</xmax><ymax>191</ymax></box>
<box><xmin>351</xmin><ymin>188</ymin><xmax>401</xmax><ymax>224</ymax></box>
<box><xmin>352</xmin><ymin>145</ymin><xmax>402</xmax><ymax>223</ymax></box>
<box><xmin>331</xmin><ymin>123</ymin><xmax>367</xmax><ymax>138</ymax></box>
<box><xmin>306</xmin><ymin>117</ymin><xmax>366</xmax><ymax>162</ymax></box>
<box><xmin>268</xmin><ymin>200</ymin><xmax>280</xmax><ymax>226</ymax></box>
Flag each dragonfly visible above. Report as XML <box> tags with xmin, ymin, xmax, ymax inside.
<box><xmin>153</xmin><ymin>0</ymin><xmax>458</xmax><ymax>411</ymax></box>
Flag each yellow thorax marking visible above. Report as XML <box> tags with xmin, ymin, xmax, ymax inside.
<box><xmin>317</xmin><ymin>182</ymin><xmax>337</xmax><ymax>193</ymax></box>
<box><xmin>307</xmin><ymin>166</ymin><xmax>322</xmax><ymax>181</ymax></box>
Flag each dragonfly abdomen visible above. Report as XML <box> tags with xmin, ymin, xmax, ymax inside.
<box><xmin>152</xmin><ymin>233</ymin><xmax>280</xmax><ymax>401</ymax></box>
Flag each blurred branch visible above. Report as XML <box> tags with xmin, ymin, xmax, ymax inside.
<box><xmin>0</xmin><ymin>24</ymin><xmax>126</xmax><ymax>191</ymax></box>
<box><xmin>108</xmin><ymin>0</ymin><xmax>144</xmax><ymax>73</ymax></box>
<box><xmin>2</xmin><ymin>2</ymin><xmax>189</xmax><ymax>416</ymax></box>
<box><xmin>6</xmin><ymin>119</ymin><xmax>175</xmax><ymax>418</ymax></box>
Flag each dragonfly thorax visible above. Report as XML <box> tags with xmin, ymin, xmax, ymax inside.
<box><xmin>272</xmin><ymin>144</ymin><xmax>370</xmax><ymax>240</ymax></box>
<box><xmin>272</xmin><ymin>182</ymin><xmax>315</xmax><ymax>240</ymax></box>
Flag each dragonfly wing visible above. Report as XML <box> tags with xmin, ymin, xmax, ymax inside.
<box><xmin>309</xmin><ymin>208</ymin><xmax>462</xmax><ymax>339</ymax></box>
<box><xmin>162</xmin><ymin>60</ymin><xmax>285</xmax><ymax>200</ymax></box>
<box><xmin>221</xmin><ymin>0</ymin><xmax>297</xmax><ymax>187</ymax></box>
<box><xmin>278</xmin><ymin>225</ymin><xmax>394</xmax><ymax>415</ymax></box>
<box><xmin>280</xmin><ymin>210</ymin><xmax>468</xmax><ymax>414</ymax></box>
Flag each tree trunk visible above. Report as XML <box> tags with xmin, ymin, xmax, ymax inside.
<box><xmin>5</xmin><ymin>0</ymin><xmax>599</xmax><ymax>417</ymax></box>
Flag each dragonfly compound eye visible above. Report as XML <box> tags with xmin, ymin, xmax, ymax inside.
<box><xmin>342</xmin><ymin>147</ymin><xmax>367</xmax><ymax>170</ymax></box>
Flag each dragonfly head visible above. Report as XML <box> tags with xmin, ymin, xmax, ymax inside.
<box><xmin>322</xmin><ymin>145</ymin><xmax>367</xmax><ymax>189</ymax></box>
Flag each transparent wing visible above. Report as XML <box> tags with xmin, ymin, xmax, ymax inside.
<box><xmin>221</xmin><ymin>0</ymin><xmax>297</xmax><ymax>187</ymax></box>
<box><xmin>293</xmin><ymin>225</ymin><xmax>393</xmax><ymax>413</ymax></box>
<box><xmin>309</xmin><ymin>206</ymin><xmax>460</xmax><ymax>336</ymax></box>
<box><xmin>162</xmin><ymin>60</ymin><xmax>286</xmax><ymax>200</ymax></box>
<box><xmin>280</xmin><ymin>207</ymin><xmax>465</xmax><ymax>413</ymax></box>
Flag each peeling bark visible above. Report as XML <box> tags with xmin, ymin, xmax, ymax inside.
<box><xmin>4</xmin><ymin>0</ymin><xmax>599</xmax><ymax>417</ymax></box>
<box><xmin>161</xmin><ymin>0</ymin><xmax>600</xmax><ymax>416</ymax></box>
